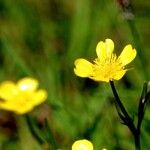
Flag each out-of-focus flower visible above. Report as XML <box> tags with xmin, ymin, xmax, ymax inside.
<box><xmin>74</xmin><ymin>39</ymin><xmax>136</xmax><ymax>82</ymax></box>
<box><xmin>0</xmin><ymin>77</ymin><xmax>47</xmax><ymax>114</ymax></box>
<box><xmin>72</xmin><ymin>139</ymin><xmax>93</xmax><ymax>150</ymax></box>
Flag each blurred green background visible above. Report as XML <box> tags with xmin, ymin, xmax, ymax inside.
<box><xmin>0</xmin><ymin>0</ymin><xmax>150</xmax><ymax>149</ymax></box>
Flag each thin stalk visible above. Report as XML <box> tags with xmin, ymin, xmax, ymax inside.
<box><xmin>134</xmin><ymin>133</ymin><xmax>140</xmax><ymax>150</ymax></box>
<box><xmin>116</xmin><ymin>0</ymin><xmax>148</xmax><ymax>80</ymax></box>
<box><xmin>109</xmin><ymin>81</ymin><xmax>140</xmax><ymax>150</ymax></box>
<box><xmin>16</xmin><ymin>115</ymin><xmax>41</xmax><ymax>150</ymax></box>
<box><xmin>109</xmin><ymin>81</ymin><xmax>136</xmax><ymax>134</ymax></box>
<box><xmin>25</xmin><ymin>115</ymin><xmax>46</xmax><ymax>144</ymax></box>
<box><xmin>44</xmin><ymin>119</ymin><xmax>58</xmax><ymax>150</ymax></box>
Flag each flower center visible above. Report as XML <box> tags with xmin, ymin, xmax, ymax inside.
<box><xmin>92</xmin><ymin>54</ymin><xmax>123</xmax><ymax>80</ymax></box>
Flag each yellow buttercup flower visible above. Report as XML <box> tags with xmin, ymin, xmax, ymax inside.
<box><xmin>0</xmin><ymin>77</ymin><xmax>47</xmax><ymax>114</ymax></box>
<box><xmin>72</xmin><ymin>139</ymin><xmax>93</xmax><ymax>150</ymax></box>
<box><xmin>74</xmin><ymin>39</ymin><xmax>136</xmax><ymax>82</ymax></box>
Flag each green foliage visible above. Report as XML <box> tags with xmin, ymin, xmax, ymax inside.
<box><xmin>0</xmin><ymin>0</ymin><xmax>150</xmax><ymax>149</ymax></box>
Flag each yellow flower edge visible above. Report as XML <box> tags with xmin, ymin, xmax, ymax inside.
<box><xmin>17</xmin><ymin>77</ymin><xmax>39</xmax><ymax>92</ymax></box>
<box><xmin>72</xmin><ymin>139</ymin><xmax>93</xmax><ymax>150</ymax></box>
<box><xmin>74</xmin><ymin>38</ymin><xmax>136</xmax><ymax>82</ymax></box>
<box><xmin>0</xmin><ymin>77</ymin><xmax>47</xmax><ymax>114</ymax></box>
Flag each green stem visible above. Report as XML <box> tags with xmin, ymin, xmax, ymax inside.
<box><xmin>109</xmin><ymin>81</ymin><xmax>136</xmax><ymax>134</ymax></box>
<box><xmin>44</xmin><ymin>119</ymin><xmax>57</xmax><ymax>150</ymax></box>
<box><xmin>16</xmin><ymin>115</ymin><xmax>41</xmax><ymax>150</ymax></box>
<box><xmin>109</xmin><ymin>81</ymin><xmax>129</xmax><ymax>118</ymax></box>
<box><xmin>25</xmin><ymin>115</ymin><xmax>46</xmax><ymax>144</ymax></box>
<box><xmin>109</xmin><ymin>81</ymin><xmax>140</xmax><ymax>150</ymax></box>
<box><xmin>134</xmin><ymin>133</ymin><xmax>141</xmax><ymax>150</ymax></box>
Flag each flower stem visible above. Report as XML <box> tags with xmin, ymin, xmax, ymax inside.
<box><xmin>25</xmin><ymin>115</ymin><xmax>45</xmax><ymax>144</ymax></box>
<box><xmin>109</xmin><ymin>81</ymin><xmax>130</xmax><ymax>119</ymax></box>
<box><xmin>109</xmin><ymin>81</ymin><xmax>141</xmax><ymax>150</ymax></box>
<box><xmin>44</xmin><ymin>119</ymin><xmax>58</xmax><ymax>150</ymax></box>
<box><xmin>16</xmin><ymin>115</ymin><xmax>41</xmax><ymax>150</ymax></box>
<box><xmin>134</xmin><ymin>133</ymin><xmax>140</xmax><ymax>150</ymax></box>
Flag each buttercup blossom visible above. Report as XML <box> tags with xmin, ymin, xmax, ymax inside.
<box><xmin>72</xmin><ymin>139</ymin><xmax>93</xmax><ymax>150</ymax></box>
<box><xmin>74</xmin><ymin>39</ymin><xmax>136</xmax><ymax>82</ymax></box>
<box><xmin>0</xmin><ymin>77</ymin><xmax>47</xmax><ymax>114</ymax></box>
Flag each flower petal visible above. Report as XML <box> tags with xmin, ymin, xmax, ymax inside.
<box><xmin>96</xmin><ymin>41</ymin><xmax>106</xmax><ymax>60</ymax></box>
<box><xmin>119</xmin><ymin>44</ymin><xmax>136</xmax><ymax>66</ymax></box>
<box><xmin>0</xmin><ymin>101</ymin><xmax>17</xmax><ymax>112</ymax></box>
<box><xmin>0</xmin><ymin>77</ymin><xmax>47</xmax><ymax>114</ymax></box>
<box><xmin>96</xmin><ymin>39</ymin><xmax>114</xmax><ymax>60</ymax></box>
<box><xmin>74</xmin><ymin>59</ymin><xmax>93</xmax><ymax>77</ymax></box>
<box><xmin>0</xmin><ymin>81</ymin><xmax>18</xmax><ymax>100</ymax></box>
<box><xmin>105</xmin><ymin>38</ymin><xmax>114</xmax><ymax>55</ymax></box>
<box><xmin>17</xmin><ymin>77</ymin><xmax>39</xmax><ymax>92</ymax></box>
<box><xmin>72</xmin><ymin>139</ymin><xmax>93</xmax><ymax>150</ymax></box>
<box><xmin>32</xmin><ymin>90</ymin><xmax>47</xmax><ymax>106</ymax></box>
<box><xmin>113</xmin><ymin>70</ymin><xmax>126</xmax><ymax>80</ymax></box>
<box><xmin>90</xmin><ymin>76</ymin><xmax>110</xmax><ymax>82</ymax></box>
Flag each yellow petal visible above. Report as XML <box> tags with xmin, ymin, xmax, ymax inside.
<box><xmin>74</xmin><ymin>59</ymin><xmax>93</xmax><ymax>77</ymax></box>
<box><xmin>72</xmin><ymin>139</ymin><xmax>93</xmax><ymax>150</ymax></box>
<box><xmin>17</xmin><ymin>77</ymin><xmax>38</xmax><ymax>92</ymax></box>
<box><xmin>96</xmin><ymin>41</ymin><xmax>106</xmax><ymax>60</ymax></box>
<box><xmin>113</xmin><ymin>70</ymin><xmax>126</xmax><ymax>80</ymax></box>
<box><xmin>0</xmin><ymin>77</ymin><xmax>48</xmax><ymax>114</ymax></box>
<box><xmin>0</xmin><ymin>95</ymin><xmax>37</xmax><ymax>114</ymax></box>
<box><xmin>0</xmin><ymin>81</ymin><xmax>18</xmax><ymax>100</ymax></box>
<box><xmin>13</xmin><ymin>102</ymin><xmax>34</xmax><ymax>114</ymax></box>
<box><xmin>32</xmin><ymin>89</ymin><xmax>47</xmax><ymax>106</ymax></box>
<box><xmin>96</xmin><ymin>39</ymin><xmax>114</xmax><ymax>60</ymax></box>
<box><xmin>12</xmin><ymin>90</ymin><xmax>47</xmax><ymax>114</ymax></box>
<box><xmin>14</xmin><ymin>103</ymin><xmax>34</xmax><ymax>114</ymax></box>
<box><xmin>90</xmin><ymin>73</ymin><xmax>110</xmax><ymax>82</ymax></box>
<box><xmin>15</xmin><ymin>107</ymin><xmax>33</xmax><ymax>114</ymax></box>
<box><xmin>105</xmin><ymin>38</ymin><xmax>114</xmax><ymax>56</ymax></box>
<box><xmin>0</xmin><ymin>100</ymin><xmax>23</xmax><ymax>113</ymax></box>
<box><xmin>119</xmin><ymin>45</ymin><xmax>136</xmax><ymax>66</ymax></box>
<box><xmin>91</xmin><ymin>76</ymin><xmax>110</xmax><ymax>82</ymax></box>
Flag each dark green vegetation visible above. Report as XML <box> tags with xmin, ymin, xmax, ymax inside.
<box><xmin>0</xmin><ymin>0</ymin><xmax>150</xmax><ymax>149</ymax></box>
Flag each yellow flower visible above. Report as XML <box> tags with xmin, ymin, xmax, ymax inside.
<box><xmin>74</xmin><ymin>39</ymin><xmax>136</xmax><ymax>82</ymax></box>
<box><xmin>0</xmin><ymin>77</ymin><xmax>47</xmax><ymax>114</ymax></box>
<box><xmin>72</xmin><ymin>139</ymin><xmax>93</xmax><ymax>150</ymax></box>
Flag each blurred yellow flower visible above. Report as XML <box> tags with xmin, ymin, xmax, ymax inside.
<box><xmin>74</xmin><ymin>39</ymin><xmax>136</xmax><ymax>82</ymax></box>
<box><xmin>0</xmin><ymin>77</ymin><xmax>47</xmax><ymax>114</ymax></box>
<box><xmin>72</xmin><ymin>139</ymin><xmax>93</xmax><ymax>150</ymax></box>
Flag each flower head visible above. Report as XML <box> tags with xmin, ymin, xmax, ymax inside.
<box><xmin>74</xmin><ymin>39</ymin><xmax>136</xmax><ymax>82</ymax></box>
<box><xmin>0</xmin><ymin>77</ymin><xmax>47</xmax><ymax>114</ymax></box>
<box><xmin>72</xmin><ymin>139</ymin><xmax>93</xmax><ymax>150</ymax></box>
